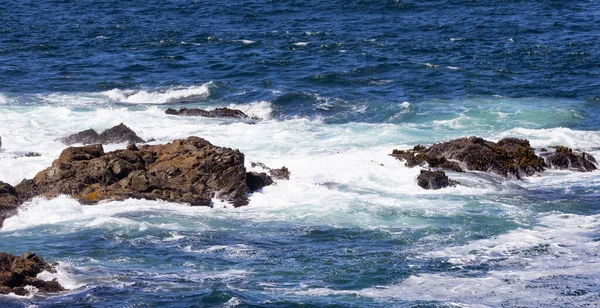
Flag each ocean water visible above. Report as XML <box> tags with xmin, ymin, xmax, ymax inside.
<box><xmin>1</xmin><ymin>1</ymin><xmax>599</xmax><ymax>307</ymax></box>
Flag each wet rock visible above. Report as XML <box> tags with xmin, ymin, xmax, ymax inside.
<box><xmin>392</xmin><ymin>137</ymin><xmax>545</xmax><ymax>179</ymax></box>
<box><xmin>24</xmin><ymin>152</ymin><xmax>41</xmax><ymax>157</ymax></box>
<box><xmin>269</xmin><ymin>166</ymin><xmax>291</xmax><ymax>180</ymax></box>
<box><xmin>250</xmin><ymin>162</ymin><xmax>291</xmax><ymax>180</ymax></box>
<box><xmin>21</xmin><ymin>136</ymin><xmax>249</xmax><ymax>208</ymax></box>
<box><xmin>246</xmin><ymin>172</ymin><xmax>274</xmax><ymax>192</ymax></box>
<box><xmin>544</xmin><ymin>146</ymin><xmax>597</xmax><ymax>172</ymax></box>
<box><xmin>0</xmin><ymin>182</ymin><xmax>21</xmax><ymax>229</ymax></box>
<box><xmin>0</xmin><ymin>252</ymin><xmax>65</xmax><ymax>295</ymax></box>
<box><xmin>60</xmin><ymin>123</ymin><xmax>145</xmax><ymax>145</ymax></box>
<box><xmin>165</xmin><ymin>107</ymin><xmax>249</xmax><ymax>119</ymax></box>
<box><xmin>417</xmin><ymin>170</ymin><xmax>457</xmax><ymax>190</ymax></box>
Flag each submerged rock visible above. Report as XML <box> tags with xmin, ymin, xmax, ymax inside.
<box><xmin>393</xmin><ymin>136</ymin><xmax>546</xmax><ymax>179</ymax></box>
<box><xmin>544</xmin><ymin>146</ymin><xmax>597</xmax><ymax>172</ymax></box>
<box><xmin>417</xmin><ymin>170</ymin><xmax>458</xmax><ymax>190</ymax></box>
<box><xmin>165</xmin><ymin>107</ymin><xmax>249</xmax><ymax>119</ymax></box>
<box><xmin>60</xmin><ymin>123</ymin><xmax>145</xmax><ymax>145</ymax></box>
<box><xmin>0</xmin><ymin>252</ymin><xmax>65</xmax><ymax>295</ymax></box>
<box><xmin>25</xmin><ymin>136</ymin><xmax>249</xmax><ymax>207</ymax></box>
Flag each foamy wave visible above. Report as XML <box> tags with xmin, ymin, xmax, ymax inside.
<box><xmin>37</xmin><ymin>262</ymin><xmax>86</xmax><ymax>290</ymax></box>
<box><xmin>228</xmin><ymin>101</ymin><xmax>273</xmax><ymax>120</ymax></box>
<box><xmin>102</xmin><ymin>83</ymin><xmax>212</xmax><ymax>104</ymax></box>
<box><xmin>291</xmin><ymin>214</ymin><xmax>600</xmax><ymax>306</ymax></box>
<box><xmin>2</xmin><ymin>196</ymin><xmax>85</xmax><ymax>231</ymax></box>
<box><xmin>497</xmin><ymin>127</ymin><xmax>600</xmax><ymax>149</ymax></box>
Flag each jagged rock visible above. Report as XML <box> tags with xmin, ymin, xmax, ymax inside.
<box><xmin>417</xmin><ymin>170</ymin><xmax>457</xmax><ymax>190</ymax></box>
<box><xmin>392</xmin><ymin>137</ymin><xmax>545</xmax><ymax>179</ymax></box>
<box><xmin>246</xmin><ymin>172</ymin><xmax>274</xmax><ymax>192</ymax></box>
<box><xmin>0</xmin><ymin>252</ymin><xmax>65</xmax><ymax>295</ymax></box>
<box><xmin>165</xmin><ymin>107</ymin><xmax>249</xmax><ymax>119</ymax></box>
<box><xmin>60</xmin><ymin>123</ymin><xmax>145</xmax><ymax>145</ymax></box>
<box><xmin>0</xmin><ymin>182</ymin><xmax>21</xmax><ymax>229</ymax></box>
<box><xmin>98</xmin><ymin>123</ymin><xmax>145</xmax><ymax>144</ymax></box>
<box><xmin>544</xmin><ymin>146</ymin><xmax>597</xmax><ymax>172</ymax></box>
<box><xmin>269</xmin><ymin>166</ymin><xmax>291</xmax><ymax>180</ymax></box>
<box><xmin>20</xmin><ymin>136</ymin><xmax>248</xmax><ymax>209</ymax></box>
<box><xmin>250</xmin><ymin>162</ymin><xmax>291</xmax><ymax>180</ymax></box>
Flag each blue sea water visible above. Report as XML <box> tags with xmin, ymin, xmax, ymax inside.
<box><xmin>1</xmin><ymin>1</ymin><xmax>600</xmax><ymax>307</ymax></box>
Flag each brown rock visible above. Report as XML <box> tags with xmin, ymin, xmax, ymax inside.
<box><xmin>23</xmin><ymin>136</ymin><xmax>249</xmax><ymax>207</ymax></box>
<box><xmin>0</xmin><ymin>182</ymin><xmax>21</xmax><ymax>229</ymax></box>
<box><xmin>544</xmin><ymin>146</ymin><xmax>597</xmax><ymax>172</ymax></box>
<box><xmin>0</xmin><ymin>252</ymin><xmax>64</xmax><ymax>295</ymax></box>
<box><xmin>392</xmin><ymin>137</ymin><xmax>545</xmax><ymax>179</ymax></box>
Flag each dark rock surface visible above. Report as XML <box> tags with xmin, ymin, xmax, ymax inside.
<box><xmin>23</xmin><ymin>136</ymin><xmax>250</xmax><ymax>207</ymax></box>
<box><xmin>61</xmin><ymin>123</ymin><xmax>145</xmax><ymax>145</ymax></box>
<box><xmin>165</xmin><ymin>107</ymin><xmax>249</xmax><ymax>119</ymax></box>
<box><xmin>544</xmin><ymin>146</ymin><xmax>597</xmax><ymax>172</ymax></box>
<box><xmin>246</xmin><ymin>172</ymin><xmax>274</xmax><ymax>192</ymax></box>
<box><xmin>417</xmin><ymin>170</ymin><xmax>458</xmax><ymax>190</ymax></box>
<box><xmin>0</xmin><ymin>182</ymin><xmax>21</xmax><ymax>229</ymax></box>
<box><xmin>393</xmin><ymin>137</ymin><xmax>546</xmax><ymax>179</ymax></box>
<box><xmin>0</xmin><ymin>252</ymin><xmax>65</xmax><ymax>295</ymax></box>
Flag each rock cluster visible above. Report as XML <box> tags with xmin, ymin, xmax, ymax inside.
<box><xmin>251</xmin><ymin>162</ymin><xmax>291</xmax><ymax>180</ymax></box>
<box><xmin>61</xmin><ymin>123</ymin><xmax>145</xmax><ymax>145</ymax></box>
<box><xmin>393</xmin><ymin>136</ymin><xmax>597</xmax><ymax>189</ymax></box>
<box><xmin>0</xmin><ymin>252</ymin><xmax>64</xmax><ymax>295</ymax></box>
<box><xmin>543</xmin><ymin>146</ymin><xmax>597</xmax><ymax>172</ymax></box>
<box><xmin>165</xmin><ymin>107</ymin><xmax>249</xmax><ymax>119</ymax></box>
<box><xmin>18</xmin><ymin>136</ymin><xmax>267</xmax><ymax>207</ymax></box>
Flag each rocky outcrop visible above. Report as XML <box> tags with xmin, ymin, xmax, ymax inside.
<box><xmin>165</xmin><ymin>107</ymin><xmax>249</xmax><ymax>119</ymax></box>
<box><xmin>24</xmin><ymin>137</ymin><xmax>252</xmax><ymax>207</ymax></box>
<box><xmin>250</xmin><ymin>162</ymin><xmax>291</xmax><ymax>180</ymax></box>
<box><xmin>61</xmin><ymin>123</ymin><xmax>145</xmax><ymax>145</ymax></box>
<box><xmin>0</xmin><ymin>252</ymin><xmax>65</xmax><ymax>295</ymax></box>
<box><xmin>543</xmin><ymin>146</ymin><xmax>597</xmax><ymax>172</ymax></box>
<box><xmin>0</xmin><ymin>182</ymin><xmax>21</xmax><ymax>229</ymax></box>
<box><xmin>393</xmin><ymin>137</ymin><xmax>546</xmax><ymax>179</ymax></box>
<box><xmin>417</xmin><ymin>170</ymin><xmax>458</xmax><ymax>190</ymax></box>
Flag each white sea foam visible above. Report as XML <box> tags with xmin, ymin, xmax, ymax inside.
<box><xmin>102</xmin><ymin>83</ymin><xmax>211</xmax><ymax>104</ymax></box>
<box><xmin>37</xmin><ymin>262</ymin><xmax>86</xmax><ymax>290</ymax></box>
<box><xmin>293</xmin><ymin>42</ymin><xmax>308</xmax><ymax>46</ymax></box>
<box><xmin>497</xmin><ymin>127</ymin><xmax>600</xmax><ymax>150</ymax></box>
<box><xmin>291</xmin><ymin>212</ymin><xmax>600</xmax><ymax>306</ymax></box>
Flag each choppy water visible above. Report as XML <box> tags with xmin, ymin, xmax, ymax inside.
<box><xmin>1</xmin><ymin>1</ymin><xmax>599</xmax><ymax>307</ymax></box>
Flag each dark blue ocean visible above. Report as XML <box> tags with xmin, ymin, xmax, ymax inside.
<box><xmin>1</xmin><ymin>1</ymin><xmax>600</xmax><ymax>307</ymax></box>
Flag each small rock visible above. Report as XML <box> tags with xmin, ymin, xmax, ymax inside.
<box><xmin>0</xmin><ymin>252</ymin><xmax>65</xmax><ymax>295</ymax></box>
<box><xmin>24</xmin><ymin>152</ymin><xmax>41</xmax><ymax>157</ymax></box>
<box><xmin>246</xmin><ymin>172</ymin><xmax>274</xmax><ymax>192</ymax></box>
<box><xmin>417</xmin><ymin>170</ymin><xmax>457</xmax><ymax>190</ymax></box>
<box><xmin>60</xmin><ymin>128</ymin><xmax>100</xmax><ymax>145</ymax></box>
<box><xmin>60</xmin><ymin>124</ymin><xmax>145</xmax><ymax>145</ymax></box>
